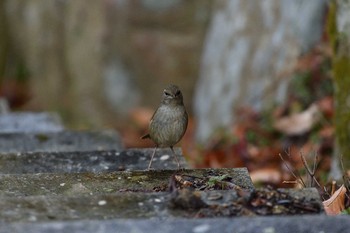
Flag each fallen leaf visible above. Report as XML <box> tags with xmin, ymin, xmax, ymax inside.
<box><xmin>250</xmin><ymin>168</ymin><xmax>282</xmax><ymax>184</ymax></box>
<box><xmin>323</xmin><ymin>184</ymin><xmax>347</xmax><ymax>215</ymax></box>
<box><xmin>273</xmin><ymin>104</ymin><xmax>321</xmax><ymax>135</ymax></box>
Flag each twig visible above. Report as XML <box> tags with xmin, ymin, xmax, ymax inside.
<box><xmin>331</xmin><ymin>180</ymin><xmax>336</xmax><ymax>195</ymax></box>
<box><xmin>300</xmin><ymin>151</ymin><xmax>314</xmax><ymax>187</ymax></box>
<box><xmin>279</xmin><ymin>152</ymin><xmax>306</xmax><ymax>187</ymax></box>
<box><xmin>312</xmin><ymin>151</ymin><xmax>319</xmax><ymax>185</ymax></box>
<box><xmin>300</xmin><ymin>151</ymin><xmax>322</xmax><ymax>188</ymax></box>
<box><xmin>339</xmin><ymin>154</ymin><xmax>350</xmax><ymax>188</ymax></box>
<box><xmin>312</xmin><ymin>176</ymin><xmax>324</xmax><ymax>194</ymax></box>
<box><xmin>339</xmin><ymin>154</ymin><xmax>350</xmax><ymax>199</ymax></box>
<box><xmin>299</xmin><ymin>150</ymin><xmax>330</xmax><ymax>199</ymax></box>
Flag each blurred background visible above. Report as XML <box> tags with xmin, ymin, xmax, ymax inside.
<box><xmin>1</xmin><ymin>0</ymin><xmax>347</xmax><ymax>188</ymax></box>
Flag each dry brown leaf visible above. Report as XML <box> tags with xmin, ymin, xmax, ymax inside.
<box><xmin>250</xmin><ymin>168</ymin><xmax>282</xmax><ymax>184</ymax></box>
<box><xmin>273</xmin><ymin>104</ymin><xmax>320</xmax><ymax>135</ymax></box>
<box><xmin>323</xmin><ymin>184</ymin><xmax>347</xmax><ymax>215</ymax></box>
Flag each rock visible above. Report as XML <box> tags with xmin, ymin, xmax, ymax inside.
<box><xmin>0</xmin><ymin>188</ymin><xmax>321</xmax><ymax>223</ymax></box>
<box><xmin>2</xmin><ymin>215</ymin><xmax>348</xmax><ymax>233</ymax></box>
<box><xmin>0</xmin><ymin>148</ymin><xmax>188</xmax><ymax>174</ymax></box>
<box><xmin>0</xmin><ymin>130</ymin><xmax>122</xmax><ymax>153</ymax></box>
<box><xmin>0</xmin><ymin>168</ymin><xmax>253</xmax><ymax>197</ymax></box>
<box><xmin>0</xmin><ymin>112</ymin><xmax>63</xmax><ymax>133</ymax></box>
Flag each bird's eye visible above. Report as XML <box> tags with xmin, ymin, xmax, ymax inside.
<box><xmin>164</xmin><ymin>91</ymin><xmax>171</xmax><ymax>96</ymax></box>
<box><xmin>175</xmin><ymin>90</ymin><xmax>180</xmax><ymax>96</ymax></box>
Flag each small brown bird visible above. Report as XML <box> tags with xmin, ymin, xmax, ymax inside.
<box><xmin>141</xmin><ymin>84</ymin><xmax>188</xmax><ymax>169</ymax></box>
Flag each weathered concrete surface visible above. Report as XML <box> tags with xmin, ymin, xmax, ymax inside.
<box><xmin>0</xmin><ymin>190</ymin><xmax>321</xmax><ymax>222</ymax></box>
<box><xmin>0</xmin><ymin>188</ymin><xmax>321</xmax><ymax>223</ymax></box>
<box><xmin>286</xmin><ymin>188</ymin><xmax>322</xmax><ymax>205</ymax></box>
<box><xmin>0</xmin><ymin>112</ymin><xmax>63</xmax><ymax>133</ymax></box>
<box><xmin>0</xmin><ymin>193</ymin><xmax>165</xmax><ymax>222</ymax></box>
<box><xmin>1</xmin><ymin>215</ymin><xmax>347</xmax><ymax>233</ymax></box>
<box><xmin>0</xmin><ymin>130</ymin><xmax>122</xmax><ymax>153</ymax></box>
<box><xmin>0</xmin><ymin>168</ymin><xmax>253</xmax><ymax>197</ymax></box>
<box><xmin>0</xmin><ymin>148</ymin><xmax>187</xmax><ymax>174</ymax></box>
<box><xmin>0</xmin><ymin>191</ymin><xmax>230</xmax><ymax>222</ymax></box>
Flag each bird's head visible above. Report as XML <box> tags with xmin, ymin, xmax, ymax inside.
<box><xmin>161</xmin><ymin>84</ymin><xmax>184</xmax><ymax>105</ymax></box>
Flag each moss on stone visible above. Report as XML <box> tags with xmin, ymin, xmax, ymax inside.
<box><xmin>328</xmin><ymin>0</ymin><xmax>350</xmax><ymax>169</ymax></box>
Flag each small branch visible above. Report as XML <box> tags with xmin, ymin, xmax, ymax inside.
<box><xmin>339</xmin><ymin>154</ymin><xmax>350</xmax><ymax>190</ymax></box>
<box><xmin>300</xmin><ymin>151</ymin><xmax>314</xmax><ymax>187</ymax></box>
<box><xmin>312</xmin><ymin>151</ymin><xmax>319</xmax><ymax>174</ymax></box>
<box><xmin>300</xmin><ymin>151</ymin><xmax>329</xmax><ymax>198</ymax></box>
<box><xmin>279</xmin><ymin>152</ymin><xmax>306</xmax><ymax>187</ymax></box>
<box><xmin>331</xmin><ymin>180</ymin><xmax>336</xmax><ymax>195</ymax></box>
<box><xmin>338</xmin><ymin>154</ymin><xmax>350</xmax><ymax>200</ymax></box>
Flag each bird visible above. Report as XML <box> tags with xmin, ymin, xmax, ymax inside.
<box><xmin>141</xmin><ymin>84</ymin><xmax>188</xmax><ymax>169</ymax></box>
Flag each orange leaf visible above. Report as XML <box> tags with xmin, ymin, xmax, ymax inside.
<box><xmin>250</xmin><ymin>168</ymin><xmax>282</xmax><ymax>184</ymax></box>
<box><xmin>323</xmin><ymin>184</ymin><xmax>347</xmax><ymax>215</ymax></box>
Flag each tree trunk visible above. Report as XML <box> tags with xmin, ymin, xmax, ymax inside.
<box><xmin>329</xmin><ymin>0</ymin><xmax>350</xmax><ymax>177</ymax></box>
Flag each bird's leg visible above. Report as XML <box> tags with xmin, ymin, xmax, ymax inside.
<box><xmin>148</xmin><ymin>146</ymin><xmax>158</xmax><ymax>170</ymax></box>
<box><xmin>170</xmin><ymin>146</ymin><xmax>181</xmax><ymax>170</ymax></box>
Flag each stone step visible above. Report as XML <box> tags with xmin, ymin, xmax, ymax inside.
<box><xmin>0</xmin><ymin>188</ymin><xmax>321</xmax><ymax>223</ymax></box>
<box><xmin>0</xmin><ymin>130</ymin><xmax>123</xmax><ymax>153</ymax></box>
<box><xmin>0</xmin><ymin>148</ymin><xmax>188</xmax><ymax>174</ymax></box>
<box><xmin>0</xmin><ymin>112</ymin><xmax>64</xmax><ymax>133</ymax></box>
<box><xmin>0</xmin><ymin>168</ymin><xmax>253</xmax><ymax>197</ymax></box>
<box><xmin>1</xmin><ymin>215</ymin><xmax>347</xmax><ymax>233</ymax></box>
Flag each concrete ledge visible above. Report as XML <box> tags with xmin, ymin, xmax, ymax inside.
<box><xmin>0</xmin><ymin>148</ymin><xmax>188</xmax><ymax>174</ymax></box>
<box><xmin>0</xmin><ymin>168</ymin><xmax>253</xmax><ymax>197</ymax></box>
<box><xmin>0</xmin><ymin>112</ymin><xmax>63</xmax><ymax>133</ymax></box>
<box><xmin>2</xmin><ymin>215</ymin><xmax>348</xmax><ymax>233</ymax></box>
<box><xmin>0</xmin><ymin>130</ymin><xmax>123</xmax><ymax>153</ymax></box>
<box><xmin>0</xmin><ymin>188</ymin><xmax>319</xmax><ymax>222</ymax></box>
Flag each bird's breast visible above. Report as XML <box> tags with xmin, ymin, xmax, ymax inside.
<box><xmin>149</xmin><ymin>105</ymin><xmax>188</xmax><ymax>147</ymax></box>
